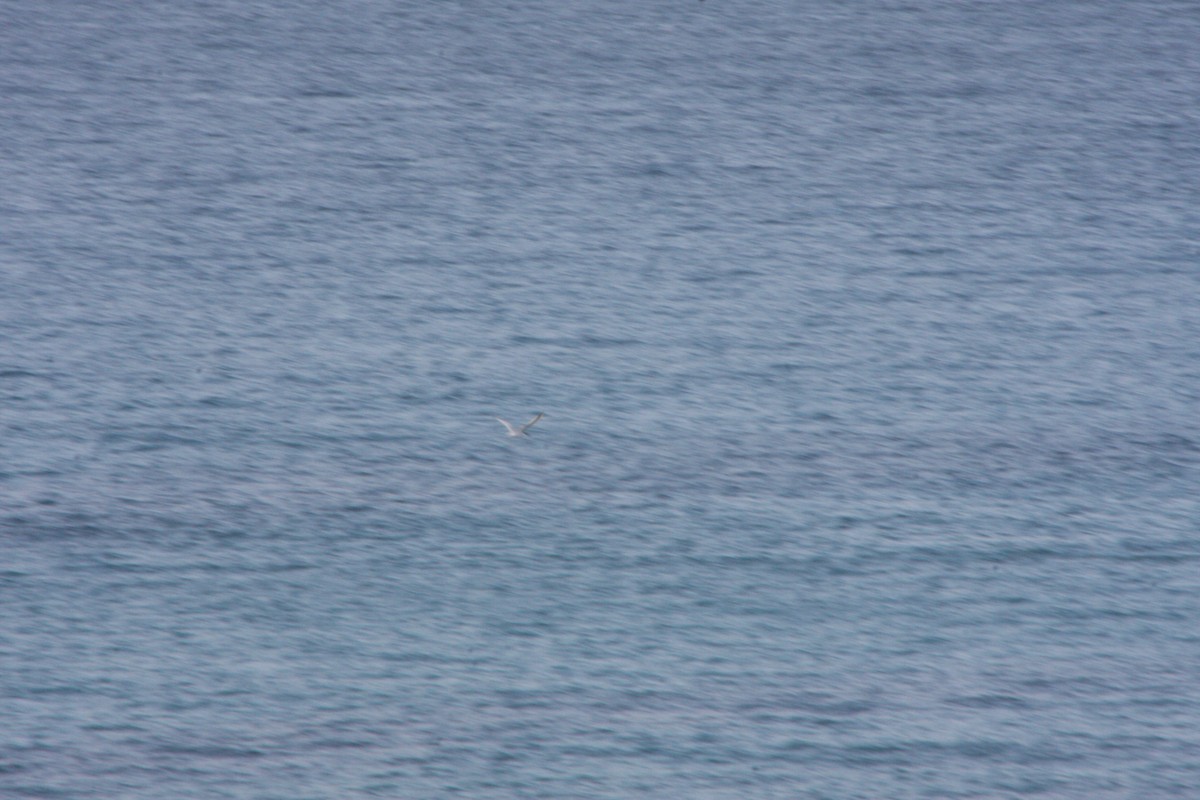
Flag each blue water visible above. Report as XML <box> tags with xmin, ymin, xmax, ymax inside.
<box><xmin>3</xmin><ymin>1</ymin><xmax>1200</xmax><ymax>797</ymax></box>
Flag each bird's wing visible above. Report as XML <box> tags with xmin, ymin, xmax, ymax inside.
<box><xmin>496</xmin><ymin>418</ymin><xmax>518</xmax><ymax>434</ymax></box>
<box><xmin>521</xmin><ymin>412</ymin><xmax>544</xmax><ymax>432</ymax></box>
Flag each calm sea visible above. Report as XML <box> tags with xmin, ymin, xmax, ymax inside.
<box><xmin>3</xmin><ymin>1</ymin><xmax>1199</xmax><ymax>797</ymax></box>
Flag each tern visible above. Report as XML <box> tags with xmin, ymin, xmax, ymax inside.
<box><xmin>496</xmin><ymin>412</ymin><xmax>544</xmax><ymax>437</ymax></box>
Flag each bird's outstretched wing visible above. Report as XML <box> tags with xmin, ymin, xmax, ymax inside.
<box><xmin>496</xmin><ymin>418</ymin><xmax>519</xmax><ymax>435</ymax></box>
<box><xmin>520</xmin><ymin>412</ymin><xmax>544</xmax><ymax>433</ymax></box>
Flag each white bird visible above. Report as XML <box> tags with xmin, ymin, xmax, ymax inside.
<box><xmin>496</xmin><ymin>412</ymin><xmax>544</xmax><ymax>437</ymax></box>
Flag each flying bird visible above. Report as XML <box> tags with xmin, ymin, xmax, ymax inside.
<box><xmin>496</xmin><ymin>412</ymin><xmax>544</xmax><ymax>437</ymax></box>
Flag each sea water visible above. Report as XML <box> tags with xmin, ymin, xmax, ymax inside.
<box><xmin>2</xmin><ymin>1</ymin><xmax>1199</xmax><ymax>797</ymax></box>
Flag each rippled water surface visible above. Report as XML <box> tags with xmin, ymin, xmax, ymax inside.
<box><xmin>3</xmin><ymin>1</ymin><xmax>1200</xmax><ymax>797</ymax></box>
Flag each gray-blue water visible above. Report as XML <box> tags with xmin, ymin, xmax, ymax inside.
<box><xmin>3</xmin><ymin>1</ymin><xmax>1199</xmax><ymax>797</ymax></box>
